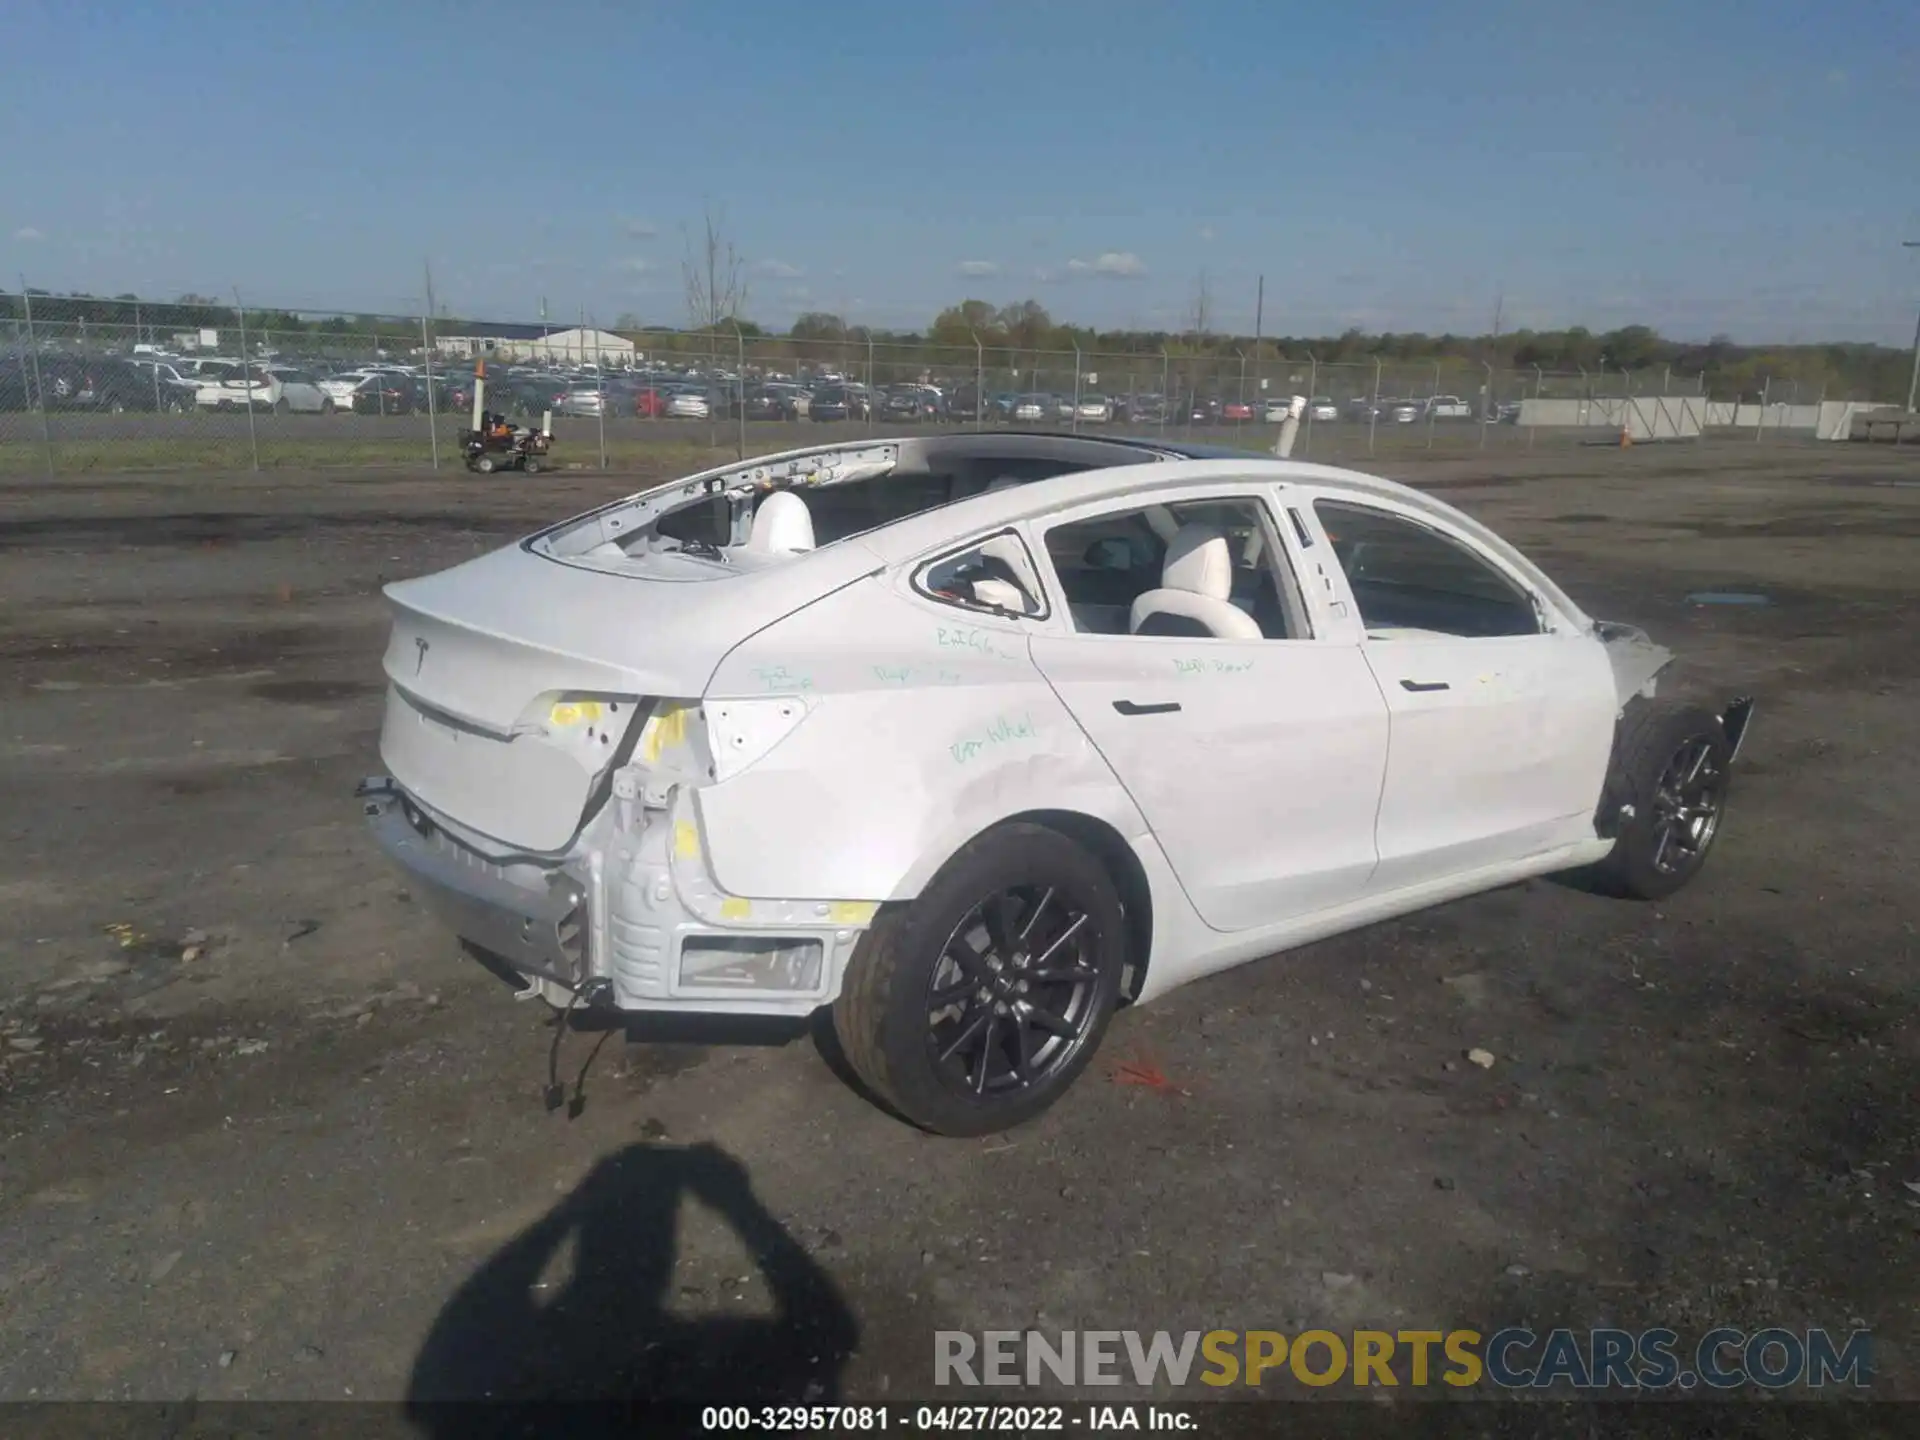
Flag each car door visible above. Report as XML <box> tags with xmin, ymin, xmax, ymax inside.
<box><xmin>1303</xmin><ymin>494</ymin><xmax>1617</xmax><ymax>893</ymax></box>
<box><xmin>1026</xmin><ymin>484</ymin><xmax>1390</xmax><ymax>933</ymax></box>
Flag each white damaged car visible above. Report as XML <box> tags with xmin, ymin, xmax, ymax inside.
<box><xmin>359</xmin><ymin>433</ymin><xmax>1752</xmax><ymax>1134</ymax></box>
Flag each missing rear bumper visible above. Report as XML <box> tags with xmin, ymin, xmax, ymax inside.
<box><xmin>359</xmin><ymin>777</ymin><xmax>587</xmax><ymax>986</ymax></box>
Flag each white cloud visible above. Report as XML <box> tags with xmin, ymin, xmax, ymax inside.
<box><xmin>1198</xmin><ymin>226</ymin><xmax>1216</xmax><ymax>242</ymax></box>
<box><xmin>1034</xmin><ymin>266</ymin><xmax>1060</xmax><ymax>284</ymax></box>
<box><xmin>14</xmin><ymin>226</ymin><xmax>45</xmax><ymax>243</ymax></box>
<box><xmin>1064</xmin><ymin>251</ymin><xmax>1147</xmax><ymax>279</ymax></box>
<box><xmin>615</xmin><ymin>256</ymin><xmax>655</xmax><ymax>274</ymax></box>
<box><xmin>956</xmin><ymin>260</ymin><xmax>999</xmax><ymax>277</ymax></box>
<box><xmin>754</xmin><ymin>259</ymin><xmax>804</xmax><ymax>279</ymax></box>
<box><xmin>783</xmin><ymin>284</ymin><xmax>814</xmax><ymax>304</ymax></box>
<box><xmin>622</xmin><ymin>217</ymin><xmax>659</xmax><ymax>239</ymax></box>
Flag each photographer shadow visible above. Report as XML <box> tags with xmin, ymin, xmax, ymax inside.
<box><xmin>406</xmin><ymin>1141</ymin><xmax>858</xmax><ymax>1424</ymax></box>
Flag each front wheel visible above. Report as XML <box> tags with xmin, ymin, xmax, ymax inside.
<box><xmin>320</xmin><ymin>398</ymin><xmax>335</xmax><ymax>415</ymax></box>
<box><xmin>1591</xmin><ymin>700</ymin><xmax>1732</xmax><ymax>900</ymax></box>
<box><xmin>832</xmin><ymin>823</ymin><xmax>1127</xmax><ymax>1135</ymax></box>
<box><xmin>473</xmin><ymin>454</ymin><xmax>496</xmax><ymax>474</ymax></box>
<box><xmin>273</xmin><ymin>398</ymin><xmax>290</xmax><ymax>415</ymax></box>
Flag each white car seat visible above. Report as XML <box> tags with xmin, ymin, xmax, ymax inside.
<box><xmin>1129</xmin><ymin>523</ymin><xmax>1263</xmax><ymax>640</ymax></box>
<box><xmin>969</xmin><ymin>532</ymin><xmax>1041</xmax><ymax>614</ymax></box>
<box><xmin>745</xmin><ymin>491</ymin><xmax>815</xmax><ymax>554</ymax></box>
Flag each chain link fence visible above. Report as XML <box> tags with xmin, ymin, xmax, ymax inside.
<box><xmin>0</xmin><ymin>288</ymin><xmax>1896</xmax><ymax>475</ymax></box>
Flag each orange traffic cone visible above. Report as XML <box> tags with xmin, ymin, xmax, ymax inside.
<box><xmin>1619</xmin><ymin>425</ymin><xmax>1632</xmax><ymax>448</ymax></box>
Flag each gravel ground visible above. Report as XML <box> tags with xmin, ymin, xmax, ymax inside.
<box><xmin>0</xmin><ymin>441</ymin><xmax>1914</xmax><ymax>1411</ymax></box>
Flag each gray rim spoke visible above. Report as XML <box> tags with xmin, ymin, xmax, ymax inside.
<box><xmin>1029</xmin><ymin>912</ymin><xmax>1089</xmax><ymax>970</ymax></box>
<box><xmin>1022</xmin><ymin>1000</ymin><xmax>1076</xmax><ymax>1039</ymax></box>
<box><xmin>1018</xmin><ymin>887</ymin><xmax>1054</xmax><ymax>942</ymax></box>
<box><xmin>938</xmin><ymin>1008</ymin><xmax>993</xmax><ymax>1064</ymax></box>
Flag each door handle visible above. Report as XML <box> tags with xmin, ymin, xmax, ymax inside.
<box><xmin>1399</xmin><ymin>679</ymin><xmax>1450</xmax><ymax>693</ymax></box>
<box><xmin>1113</xmin><ymin>699</ymin><xmax>1182</xmax><ymax>716</ymax></box>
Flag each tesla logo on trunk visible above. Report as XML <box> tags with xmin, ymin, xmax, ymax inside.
<box><xmin>413</xmin><ymin>636</ymin><xmax>430</xmax><ymax>674</ymax></box>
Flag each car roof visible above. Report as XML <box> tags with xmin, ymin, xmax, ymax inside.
<box><xmin>738</xmin><ymin>432</ymin><xmax>1585</xmax><ymax>626</ymax></box>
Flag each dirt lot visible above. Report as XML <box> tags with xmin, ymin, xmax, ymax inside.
<box><xmin>0</xmin><ymin>440</ymin><xmax>1914</xmax><ymax>1410</ymax></box>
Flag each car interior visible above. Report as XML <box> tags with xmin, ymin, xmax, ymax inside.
<box><xmin>1043</xmin><ymin>499</ymin><xmax>1307</xmax><ymax>640</ymax></box>
<box><xmin>1313</xmin><ymin>499</ymin><xmax>1540</xmax><ymax>639</ymax></box>
<box><xmin>649</xmin><ymin>436</ymin><xmax>1164</xmax><ymax>558</ymax></box>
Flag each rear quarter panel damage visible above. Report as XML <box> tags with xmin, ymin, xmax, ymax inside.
<box><xmin>693</xmin><ymin>577</ymin><xmax>1149</xmax><ymax>902</ymax></box>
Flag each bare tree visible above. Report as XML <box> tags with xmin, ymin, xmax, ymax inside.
<box><xmin>1187</xmin><ymin>269</ymin><xmax>1213</xmax><ymax>341</ymax></box>
<box><xmin>682</xmin><ymin>207</ymin><xmax>749</xmax><ymax>331</ymax></box>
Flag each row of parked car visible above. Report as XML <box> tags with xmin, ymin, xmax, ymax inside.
<box><xmin>0</xmin><ymin>348</ymin><xmax>1518</xmax><ymax>429</ymax></box>
<box><xmin>0</xmin><ymin>351</ymin><xmax>454</xmax><ymax>415</ymax></box>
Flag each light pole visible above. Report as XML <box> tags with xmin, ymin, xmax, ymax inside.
<box><xmin>1905</xmin><ymin>240</ymin><xmax>1920</xmax><ymax>414</ymax></box>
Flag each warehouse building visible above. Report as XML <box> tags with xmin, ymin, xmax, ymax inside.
<box><xmin>432</xmin><ymin>324</ymin><xmax>637</xmax><ymax>364</ymax></box>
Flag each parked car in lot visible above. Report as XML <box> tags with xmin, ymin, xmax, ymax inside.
<box><xmin>508</xmin><ymin>375</ymin><xmax>572</xmax><ymax>419</ymax></box>
<box><xmin>556</xmin><ymin>382</ymin><xmax>611</xmax><ymax>418</ymax></box>
<box><xmin>632</xmin><ymin>386</ymin><xmax>670</xmax><ymax>418</ymax></box>
<box><xmin>808</xmin><ymin>385</ymin><xmax>867</xmax><ymax>422</ymax></box>
<box><xmin>361</xmin><ymin>430</ymin><xmax>1752</xmax><ymax>1135</ymax></box>
<box><xmin>664</xmin><ymin>387</ymin><xmax>711</xmax><ymax>419</ymax></box>
<box><xmin>16</xmin><ymin>356</ymin><xmax>200</xmax><ymax>412</ymax></box>
<box><xmin>1308</xmin><ymin>397</ymin><xmax>1339</xmax><ymax>422</ymax></box>
<box><xmin>1076</xmin><ymin>395</ymin><xmax>1114</xmax><ymax>424</ymax></box>
<box><xmin>1389</xmin><ymin>400</ymin><xmax>1421</xmax><ymax>424</ymax></box>
<box><xmin>880</xmin><ymin>386</ymin><xmax>943</xmax><ymax>423</ymax></box>
<box><xmin>1010</xmin><ymin>393</ymin><xmax>1050</xmax><ymax>424</ymax></box>
<box><xmin>1426</xmin><ymin>395</ymin><xmax>1472</xmax><ymax>420</ymax></box>
<box><xmin>762</xmin><ymin>383</ymin><xmax>812</xmax><ymax>420</ymax></box>
<box><xmin>121</xmin><ymin>359</ymin><xmax>202</xmax><ymax>411</ymax></box>
<box><xmin>1221</xmin><ymin>401</ymin><xmax>1255</xmax><ymax>423</ymax></box>
<box><xmin>319</xmin><ymin>368</ymin><xmax>403</xmax><ymax>412</ymax></box>
<box><xmin>1127</xmin><ymin>394</ymin><xmax>1168</xmax><ymax>425</ymax></box>
<box><xmin>196</xmin><ymin>366</ymin><xmax>332</xmax><ymax>413</ymax></box>
<box><xmin>351</xmin><ymin>374</ymin><xmax>417</xmax><ymax>415</ymax></box>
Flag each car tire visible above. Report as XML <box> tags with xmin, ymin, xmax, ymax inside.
<box><xmin>1590</xmin><ymin>700</ymin><xmax>1732</xmax><ymax>901</ymax></box>
<box><xmin>523</xmin><ymin>457</ymin><xmax>541</xmax><ymax>475</ymax></box>
<box><xmin>832</xmin><ymin>822</ymin><xmax>1127</xmax><ymax>1136</ymax></box>
<box><xmin>474</xmin><ymin>454</ymin><xmax>496</xmax><ymax>474</ymax></box>
<box><xmin>321</xmin><ymin>399</ymin><xmax>335</xmax><ymax>415</ymax></box>
<box><xmin>273</xmin><ymin>398</ymin><xmax>290</xmax><ymax>415</ymax></box>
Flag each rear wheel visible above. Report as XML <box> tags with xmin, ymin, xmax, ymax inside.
<box><xmin>523</xmin><ymin>456</ymin><xmax>541</xmax><ymax>474</ymax></box>
<box><xmin>1591</xmin><ymin>700</ymin><xmax>1731</xmax><ymax>900</ymax></box>
<box><xmin>473</xmin><ymin>454</ymin><xmax>496</xmax><ymax>474</ymax></box>
<box><xmin>273</xmin><ymin>398</ymin><xmax>290</xmax><ymax>415</ymax></box>
<box><xmin>832</xmin><ymin>823</ymin><xmax>1126</xmax><ymax>1135</ymax></box>
<box><xmin>320</xmin><ymin>398</ymin><xmax>335</xmax><ymax>415</ymax></box>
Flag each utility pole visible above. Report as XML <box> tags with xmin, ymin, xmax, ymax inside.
<box><xmin>1253</xmin><ymin>275</ymin><xmax>1264</xmax><ymax>412</ymax></box>
<box><xmin>423</xmin><ymin>260</ymin><xmax>440</xmax><ymax>470</ymax></box>
<box><xmin>1905</xmin><ymin>241</ymin><xmax>1920</xmax><ymax>414</ymax></box>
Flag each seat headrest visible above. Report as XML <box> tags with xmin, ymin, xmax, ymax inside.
<box><xmin>746</xmin><ymin>491</ymin><xmax>815</xmax><ymax>553</ymax></box>
<box><xmin>1161</xmin><ymin>524</ymin><xmax>1234</xmax><ymax>601</ymax></box>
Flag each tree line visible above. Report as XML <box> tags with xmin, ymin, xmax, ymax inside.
<box><xmin>5</xmin><ymin>289</ymin><xmax>1907</xmax><ymax>400</ymax></box>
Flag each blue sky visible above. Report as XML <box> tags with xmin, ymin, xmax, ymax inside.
<box><xmin>4</xmin><ymin>0</ymin><xmax>1917</xmax><ymax>342</ymax></box>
